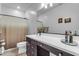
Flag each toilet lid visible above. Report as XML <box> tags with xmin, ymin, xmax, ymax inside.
<box><xmin>17</xmin><ymin>42</ymin><xmax>26</xmax><ymax>47</ymax></box>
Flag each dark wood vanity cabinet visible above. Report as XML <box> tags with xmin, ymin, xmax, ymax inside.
<box><xmin>26</xmin><ymin>37</ymin><xmax>73</xmax><ymax>56</ymax></box>
<box><xmin>26</xmin><ymin>37</ymin><xmax>37</xmax><ymax>56</ymax></box>
<box><xmin>49</xmin><ymin>46</ymin><xmax>73</xmax><ymax>56</ymax></box>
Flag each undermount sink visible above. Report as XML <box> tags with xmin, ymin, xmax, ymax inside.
<box><xmin>61</xmin><ymin>39</ymin><xmax>78</xmax><ymax>46</ymax></box>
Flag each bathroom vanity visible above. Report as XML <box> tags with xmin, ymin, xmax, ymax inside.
<box><xmin>26</xmin><ymin>33</ymin><xmax>79</xmax><ymax>56</ymax></box>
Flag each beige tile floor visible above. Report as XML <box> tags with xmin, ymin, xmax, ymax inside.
<box><xmin>0</xmin><ymin>48</ymin><xmax>27</xmax><ymax>56</ymax></box>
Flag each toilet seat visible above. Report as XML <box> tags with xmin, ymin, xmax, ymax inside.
<box><xmin>17</xmin><ymin>42</ymin><xmax>26</xmax><ymax>48</ymax></box>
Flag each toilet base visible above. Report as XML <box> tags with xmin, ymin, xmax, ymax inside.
<box><xmin>18</xmin><ymin>48</ymin><xmax>26</xmax><ymax>54</ymax></box>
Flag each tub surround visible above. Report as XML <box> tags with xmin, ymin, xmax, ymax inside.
<box><xmin>26</xmin><ymin>33</ymin><xmax>79</xmax><ymax>56</ymax></box>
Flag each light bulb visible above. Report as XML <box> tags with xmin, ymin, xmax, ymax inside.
<box><xmin>41</xmin><ymin>3</ymin><xmax>45</xmax><ymax>8</ymax></box>
<box><xmin>44</xmin><ymin>4</ymin><xmax>47</xmax><ymax>8</ymax></box>
<box><xmin>50</xmin><ymin>3</ymin><xmax>53</xmax><ymax>7</ymax></box>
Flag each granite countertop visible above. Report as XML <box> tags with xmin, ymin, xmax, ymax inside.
<box><xmin>26</xmin><ymin>33</ymin><xmax>79</xmax><ymax>56</ymax></box>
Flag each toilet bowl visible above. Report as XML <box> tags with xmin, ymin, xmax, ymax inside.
<box><xmin>17</xmin><ymin>41</ymin><xmax>26</xmax><ymax>54</ymax></box>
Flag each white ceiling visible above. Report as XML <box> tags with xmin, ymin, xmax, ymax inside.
<box><xmin>1</xmin><ymin>3</ymin><xmax>63</xmax><ymax>17</ymax></box>
<box><xmin>1</xmin><ymin>3</ymin><xmax>42</xmax><ymax>12</ymax></box>
<box><xmin>1</xmin><ymin>3</ymin><xmax>62</xmax><ymax>11</ymax></box>
<box><xmin>37</xmin><ymin>3</ymin><xmax>63</xmax><ymax>16</ymax></box>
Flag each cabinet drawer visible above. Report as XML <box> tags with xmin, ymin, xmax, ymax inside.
<box><xmin>31</xmin><ymin>39</ymin><xmax>36</xmax><ymax>45</ymax></box>
<box><xmin>50</xmin><ymin>46</ymin><xmax>73</xmax><ymax>56</ymax></box>
<box><xmin>37</xmin><ymin>41</ymin><xmax>49</xmax><ymax>51</ymax></box>
<box><xmin>59</xmin><ymin>51</ymin><xmax>74</xmax><ymax>56</ymax></box>
<box><xmin>26</xmin><ymin>37</ymin><xmax>31</xmax><ymax>43</ymax></box>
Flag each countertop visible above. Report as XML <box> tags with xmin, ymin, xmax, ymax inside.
<box><xmin>26</xmin><ymin>33</ymin><xmax>79</xmax><ymax>56</ymax></box>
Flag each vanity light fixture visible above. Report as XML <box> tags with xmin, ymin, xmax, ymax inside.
<box><xmin>41</xmin><ymin>3</ymin><xmax>45</xmax><ymax>8</ymax></box>
<box><xmin>44</xmin><ymin>4</ymin><xmax>48</xmax><ymax>9</ymax></box>
<box><xmin>41</xmin><ymin>3</ymin><xmax>48</xmax><ymax>9</ymax></box>
<box><xmin>49</xmin><ymin>3</ymin><xmax>53</xmax><ymax>7</ymax></box>
<box><xmin>41</xmin><ymin>3</ymin><xmax>53</xmax><ymax>9</ymax></box>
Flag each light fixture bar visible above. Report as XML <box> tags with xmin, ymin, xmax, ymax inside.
<box><xmin>41</xmin><ymin>3</ymin><xmax>53</xmax><ymax>9</ymax></box>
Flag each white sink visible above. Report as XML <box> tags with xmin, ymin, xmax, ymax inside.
<box><xmin>61</xmin><ymin>39</ymin><xmax>78</xmax><ymax>46</ymax></box>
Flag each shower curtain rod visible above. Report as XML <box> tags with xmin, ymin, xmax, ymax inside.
<box><xmin>0</xmin><ymin>14</ymin><xmax>29</xmax><ymax>20</ymax></box>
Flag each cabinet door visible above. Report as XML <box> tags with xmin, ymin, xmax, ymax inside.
<box><xmin>26</xmin><ymin>42</ymin><xmax>31</xmax><ymax>56</ymax></box>
<box><xmin>26</xmin><ymin>38</ymin><xmax>37</xmax><ymax>56</ymax></box>
<box><xmin>30</xmin><ymin>44</ymin><xmax>37</xmax><ymax>56</ymax></box>
<box><xmin>58</xmin><ymin>50</ymin><xmax>74</xmax><ymax>56</ymax></box>
<box><xmin>50</xmin><ymin>46</ymin><xmax>73</xmax><ymax>56</ymax></box>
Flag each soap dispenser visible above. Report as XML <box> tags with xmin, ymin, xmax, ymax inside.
<box><xmin>69</xmin><ymin>31</ymin><xmax>73</xmax><ymax>43</ymax></box>
<box><xmin>65</xmin><ymin>31</ymin><xmax>68</xmax><ymax>43</ymax></box>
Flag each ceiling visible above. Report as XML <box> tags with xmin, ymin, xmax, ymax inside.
<box><xmin>37</xmin><ymin>3</ymin><xmax>63</xmax><ymax>16</ymax></box>
<box><xmin>1</xmin><ymin>3</ymin><xmax>63</xmax><ymax>16</ymax></box>
<box><xmin>1</xmin><ymin>3</ymin><xmax>42</xmax><ymax>12</ymax></box>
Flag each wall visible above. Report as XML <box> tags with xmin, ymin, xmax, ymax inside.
<box><xmin>0</xmin><ymin>4</ymin><xmax>38</xmax><ymax>34</ymax></box>
<box><xmin>26</xmin><ymin>20</ymin><xmax>37</xmax><ymax>34</ymax></box>
<box><xmin>39</xmin><ymin>3</ymin><xmax>79</xmax><ymax>35</ymax></box>
<box><xmin>1</xmin><ymin>3</ymin><xmax>79</xmax><ymax>35</ymax></box>
<box><xmin>0</xmin><ymin>4</ymin><xmax>2</xmax><ymax>14</ymax></box>
<box><xmin>24</xmin><ymin>10</ymin><xmax>38</xmax><ymax>34</ymax></box>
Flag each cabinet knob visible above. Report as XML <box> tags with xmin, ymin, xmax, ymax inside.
<box><xmin>40</xmin><ymin>44</ymin><xmax>42</xmax><ymax>47</ymax></box>
<box><xmin>32</xmin><ymin>46</ymin><xmax>33</xmax><ymax>48</ymax></box>
<box><xmin>58</xmin><ymin>52</ymin><xmax>63</xmax><ymax>56</ymax></box>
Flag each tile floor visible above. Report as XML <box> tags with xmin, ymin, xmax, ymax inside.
<box><xmin>0</xmin><ymin>48</ymin><xmax>27</xmax><ymax>56</ymax></box>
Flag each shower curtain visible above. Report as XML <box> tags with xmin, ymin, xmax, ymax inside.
<box><xmin>0</xmin><ymin>15</ymin><xmax>28</xmax><ymax>49</ymax></box>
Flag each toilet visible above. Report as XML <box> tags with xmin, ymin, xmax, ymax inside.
<box><xmin>17</xmin><ymin>41</ymin><xmax>26</xmax><ymax>54</ymax></box>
